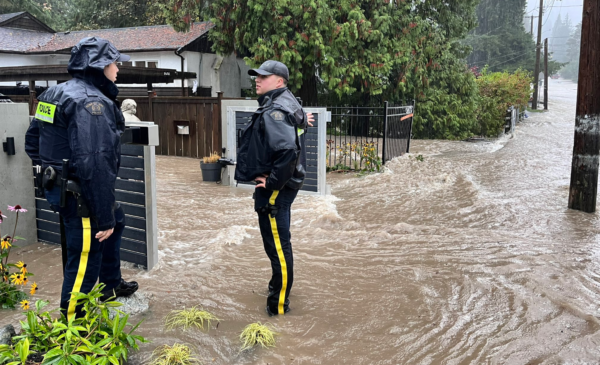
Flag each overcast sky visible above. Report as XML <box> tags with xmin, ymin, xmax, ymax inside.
<box><xmin>525</xmin><ymin>0</ymin><xmax>583</xmax><ymax>37</ymax></box>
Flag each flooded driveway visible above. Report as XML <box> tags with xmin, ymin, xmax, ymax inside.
<box><xmin>3</xmin><ymin>79</ymin><xmax>600</xmax><ymax>364</ymax></box>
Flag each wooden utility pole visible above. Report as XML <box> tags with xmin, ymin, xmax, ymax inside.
<box><xmin>568</xmin><ymin>0</ymin><xmax>600</xmax><ymax>212</ymax></box>
<box><xmin>526</xmin><ymin>16</ymin><xmax>539</xmax><ymax>36</ymax></box>
<box><xmin>532</xmin><ymin>0</ymin><xmax>543</xmax><ymax>109</ymax></box>
<box><xmin>544</xmin><ymin>38</ymin><xmax>549</xmax><ymax>110</ymax></box>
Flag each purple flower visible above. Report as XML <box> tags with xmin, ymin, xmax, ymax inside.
<box><xmin>7</xmin><ymin>205</ymin><xmax>27</xmax><ymax>213</ymax></box>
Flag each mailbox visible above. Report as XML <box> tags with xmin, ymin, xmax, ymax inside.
<box><xmin>177</xmin><ymin>125</ymin><xmax>189</xmax><ymax>135</ymax></box>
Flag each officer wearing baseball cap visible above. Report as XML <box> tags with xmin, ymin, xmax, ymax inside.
<box><xmin>236</xmin><ymin>60</ymin><xmax>308</xmax><ymax>316</ymax></box>
<box><xmin>247</xmin><ymin>60</ymin><xmax>290</xmax><ymax>81</ymax></box>
<box><xmin>25</xmin><ymin>37</ymin><xmax>138</xmax><ymax>319</ymax></box>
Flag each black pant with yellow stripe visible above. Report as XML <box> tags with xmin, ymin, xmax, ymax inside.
<box><xmin>46</xmin><ymin>189</ymin><xmax>124</xmax><ymax>320</ymax></box>
<box><xmin>255</xmin><ymin>186</ymin><xmax>299</xmax><ymax>315</ymax></box>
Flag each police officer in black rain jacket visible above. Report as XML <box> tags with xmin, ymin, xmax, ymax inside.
<box><xmin>25</xmin><ymin>37</ymin><xmax>138</xmax><ymax>320</ymax></box>
<box><xmin>235</xmin><ymin>60</ymin><xmax>310</xmax><ymax>316</ymax></box>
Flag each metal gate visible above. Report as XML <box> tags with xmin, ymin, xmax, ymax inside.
<box><xmin>226</xmin><ymin>107</ymin><xmax>329</xmax><ymax>195</ymax></box>
<box><xmin>34</xmin><ymin>144</ymin><xmax>159</xmax><ymax>269</ymax></box>
<box><xmin>382</xmin><ymin>102</ymin><xmax>415</xmax><ymax>162</ymax></box>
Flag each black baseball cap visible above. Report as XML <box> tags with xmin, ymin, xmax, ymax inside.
<box><xmin>248</xmin><ymin>60</ymin><xmax>289</xmax><ymax>81</ymax></box>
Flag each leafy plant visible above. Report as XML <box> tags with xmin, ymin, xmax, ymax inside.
<box><xmin>239</xmin><ymin>322</ymin><xmax>277</xmax><ymax>351</ymax></box>
<box><xmin>1</xmin><ymin>205</ymin><xmax>36</xmax><ymax>309</ymax></box>
<box><xmin>150</xmin><ymin>344</ymin><xmax>199</xmax><ymax>365</ymax></box>
<box><xmin>201</xmin><ymin>152</ymin><xmax>220</xmax><ymax>164</ymax></box>
<box><xmin>165</xmin><ymin>307</ymin><xmax>219</xmax><ymax>331</ymax></box>
<box><xmin>415</xmin><ymin>154</ymin><xmax>425</xmax><ymax>162</ymax></box>
<box><xmin>333</xmin><ymin>142</ymin><xmax>382</xmax><ymax>173</ymax></box>
<box><xmin>475</xmin><ymin>67</ymin><xmax>532</xmax><ymax>137</ymax></box>
<box><xmin>0</xmin><ymin>284</ymin><xmax>148</xmax><ymax>365</ymax></box>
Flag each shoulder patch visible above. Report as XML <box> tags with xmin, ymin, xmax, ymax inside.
<box><xmin>35</xmin><ymin>102</ymin><xmax>57</xmax><ymax>124</ymax></box>
<box><xmin>84</xmin><ymin>101</ymin><xmax>105</xmax><ymax>116</ymax></box>
<box><xmin>270</xmin><ymin>111</ymin><xmax>284</xmax><ymax>121</ymax></box>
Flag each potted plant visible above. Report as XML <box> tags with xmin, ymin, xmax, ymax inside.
<box><xmin>200</xmin><ymin>152</ymin><xmax>222</xmax><ymax>182</ymax></box>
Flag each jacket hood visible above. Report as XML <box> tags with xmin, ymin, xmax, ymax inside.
<box><xmin>68</xmin><ymin>37</ymin><xmax>128</xmax><ymax>99</ymax></box>
<box><xmin>67</xmin><ymin>37</ymin><xmax>129</xmax><ymax>74</ymax></box>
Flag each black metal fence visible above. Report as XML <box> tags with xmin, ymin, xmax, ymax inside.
<box><xmin>322</xmin><ymin>102</ymin><xmax>414</xmax><ymax>170</ymax></box>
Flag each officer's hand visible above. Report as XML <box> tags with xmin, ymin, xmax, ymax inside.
<box><xmin>96</xmin><ymin>228</ymin><xmax>114</xmax><ymax>242</ymax></box>
<box><xmin>306</xmin><ymin>112</ymin><xmax>314</xmax><ymax>127</ymax></box>
<box><xmin>255</xmin><ymin>175</ymin><xmax>267</xmax><ymax>189</ymax></box>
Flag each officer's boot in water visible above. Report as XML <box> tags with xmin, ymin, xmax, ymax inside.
<box><xmin>100</xmin><ymin>279</ymin><xmax>139</xmax><ymax>301</ymax></box>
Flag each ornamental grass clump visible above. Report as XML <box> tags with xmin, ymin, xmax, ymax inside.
<box><xmin>165</xmin><ymin>307</ymin><xmax>219</xmax><ymax>331</ymax></box>
<box><xmin>150</xmin><ymin>344</ymin><xmax>200</xmax><ymax>365</ymax></box>
<box><xmin>0</xmin><ymin>204</ymin><xmax>37</xmax><ymax>309</ymax></box>
<box><xmin>202</xmin><ymin>152</ymin><xmax>220</xmax><ymax>164</ymax></box>
<box><xmin>239</xmin><ymin>322</ymin><xmax>277</xmax><ymax>351</ymax></box>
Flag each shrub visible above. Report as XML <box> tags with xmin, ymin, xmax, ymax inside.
<box><xmin>0</xmin><ymin>284</ymin><xmax>148</xmax><ymax>365</ymax></box>
<box><xmin>475</xmin><ymin>68</ymin><xmax>532</xmax><ymax>137</ymax></box>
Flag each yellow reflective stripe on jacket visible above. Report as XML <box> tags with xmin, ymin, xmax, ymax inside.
<box><xmin>35</xmin><ymin>102</ymin><xmax>57</xmax><ymax>124</ymax></box>
<box><xmin>297</xmin><ymin>127</ymin><xmax>305</xmax><ymax>137</ymax></box>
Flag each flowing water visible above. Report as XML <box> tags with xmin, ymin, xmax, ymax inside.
<box><xmin>4</xmin><ymin>79</ymin><xmax>600</xmax><ymax>364</ymax></box>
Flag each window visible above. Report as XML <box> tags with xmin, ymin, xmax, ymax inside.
<box><xmin>134</xmin><ymin>61</ymin><xmax>146</xmax><ymax>67</ymax></box>
<box><xmin>119</xmin><ymin>61</ymin><xmax>133</xmax><ymax>67</ymax></box>
<box><xmin>148</xmin><ymin>61</ymin><xmax>158</xmax><ymax>68</ymax></box>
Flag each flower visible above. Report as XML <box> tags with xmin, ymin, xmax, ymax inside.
<box><xmin>8</xmin><ymin>205</ymin><xmax>27</xmax><ymax>213</ymax></box>
<box><xmin>16</xmin><ymin>261</ymin><xmax>27</xmax><ymax>274</ymax></box>
<box><xmin>0</xmin><ymin>238</ymin><xmax>10</xmax><ymax>250</ymax></box>
<box><xmin>20</xmin><ymin>300</ymin><xmax>29</xmax><ymax>310</ymax></box>
<box><xmin>22</xmin><ymin>276</ymin><xmax>29</xmax><ymax>285</ymax></box>
<box><xmin>10</xmin><ymin>273</ymin><xmax>24</xmax><ymax>285</ymax></box>
<box><xmin>0</xmin><ymin>210</ymin><xmax>5</xmax><ymax>223</ymax></box>
<box><xmin>30</xmin><ymin>282</ymin><xmax>38</xmax><ymax>295</ymax></box>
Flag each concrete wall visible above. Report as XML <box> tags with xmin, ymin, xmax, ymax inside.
<box><xmin>0</xmin><ymin>103</ymin><xmax>37</xmax><ymax>246</ymax></box>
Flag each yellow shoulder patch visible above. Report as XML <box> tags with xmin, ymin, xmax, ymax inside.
<box><xmin>35</xmin><ymin>102</ymin><xmax>57</xmax><ymax>124</ymax></box>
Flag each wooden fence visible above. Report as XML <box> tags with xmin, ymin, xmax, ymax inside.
<box><xmin>7</xmin><ymin>93</ymin><xmax>224</xmax><ymax>159</ymax></box>
<box><xmin>117</xmin><ymin>94</ymin><xmax>222</xmax><ymax>159</ymax></box>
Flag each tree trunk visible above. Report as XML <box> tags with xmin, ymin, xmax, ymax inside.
<box><xmin>296</xmin><ymin>73</ymin><xmax>319</xmax><ymax>106</ymax></box>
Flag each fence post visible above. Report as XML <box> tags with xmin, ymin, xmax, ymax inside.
<box><xmin>216</xmin><ymin>91</ymin><xmax>224</xmax><ymax>153</ymax></box>
<box><xmin>147</xmin><ymin>89</ymin><xmax>154</xmax><ymax>121</ymax></box>
<box><xmin>382</xmin><ymin>101</ymin><xmax>388</xmax><ymax>163</ymax></box>
<box><xmin>406</xmin><ymin>100</ymin><xmax>415</xmax><ymax>153</ymax></box>
<box><xmin>143</xmin><ymin>145</ymin><xmax>158</xmax><ymax>269</ymax></box>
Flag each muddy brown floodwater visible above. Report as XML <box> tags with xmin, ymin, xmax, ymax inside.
<box><xmin>3</xmin><ymin>79</ymin><xmax>600</xmax><ymax>364</ymax></box>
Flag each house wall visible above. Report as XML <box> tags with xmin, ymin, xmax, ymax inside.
<box><xmin>0</xmin><ymin>50</ymin><xmax>252</xmax><ymax>97</ymax></box>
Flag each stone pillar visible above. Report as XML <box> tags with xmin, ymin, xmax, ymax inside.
<box><xmin>0</xmin><ymin>103</ymin><xmax>37</xmax><ymax>246</ymax></box>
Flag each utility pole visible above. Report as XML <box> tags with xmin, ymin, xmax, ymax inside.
<box><xmin>568</xmin><ymin>0</ymin><xmax>600</xmax><ymax>212</ymax></box>
<box><xmin>544</xmin><ymin>38</ymin><xmax>548</xmax><ymax>110</ymax></box>
<box><xmin>531</xmin><ymin>15</ymin><xmax>534</xmax><ymax>34</ymax></box>
<box><xmin>532</xmin><ymin>0</ymin><xmax>543</xmax><ymax>110</ymax></box>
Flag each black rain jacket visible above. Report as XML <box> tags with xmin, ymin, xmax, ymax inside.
<box><xmin>234</xmin><ymin>87</ymin><xmax>307</xmax><ymax>191</ymax></box>
<box><xmin>25</xmin><ymin>37</ymin><xmax>125</xmax><ymax>231</ymax></box>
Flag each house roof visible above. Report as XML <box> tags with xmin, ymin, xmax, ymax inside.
<box><xmin>0</xmin><ymin>11</ymin><xmax>55</xmax><ymax>33</ymax></box>
<box><xmin>0</xmin><ymin>12</ymin><xmax>24</xmax><ymax>24</ymax></box>
<box><xmin>32</xmin><ymin>22</ymin><xmax>214</xmax><ymax>54</ymax></box>
<box><xmin>0</xmin><ymin>10</ymin><xmax>213</xmax><ymax>54</ymax></box>
<box><xmin>0</xmin><ymin>26</ymin><xmax>53</xmax><ymax>52</ymax></box>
